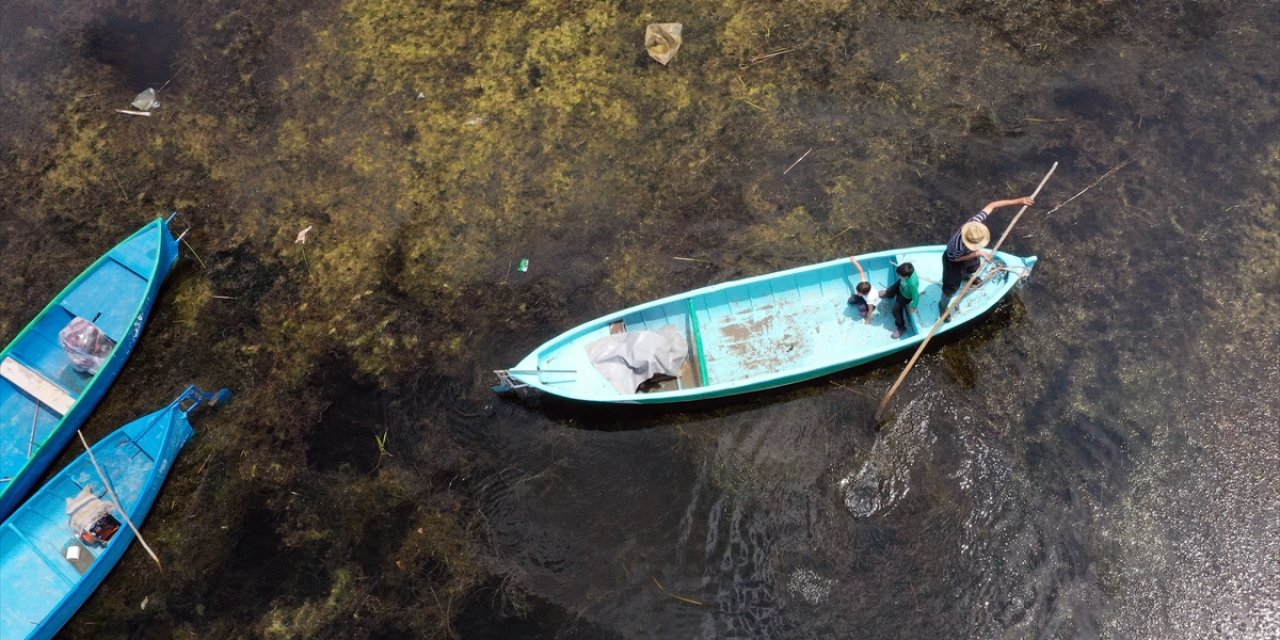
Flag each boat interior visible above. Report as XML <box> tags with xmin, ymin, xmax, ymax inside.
<box><xmin>605</xmin><ymin>255</ymin><xmax>905</xmax><ymax>394</ymax></box>
<box><xmin>0</xmin><ymin>229</ymin><xmax>158</xmax><ymax>484</ymax></box>
<box><xmin>525</xmin><ymin>249</ymin><xmax>1022</xmax><ymax>400</ymax></box>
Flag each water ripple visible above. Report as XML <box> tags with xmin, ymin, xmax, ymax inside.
<box><xmin>837</xmin><ymin>396</ymin><xmax>935</xmax><ymax>518</ymax></box>
<box><xmin>1100</xmin><ymin>356</ymin><xmax>1280</xmax><ymax>640</ymax></box>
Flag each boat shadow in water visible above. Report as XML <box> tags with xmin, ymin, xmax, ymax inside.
<box><xmin>498</xmin><ymin>296</ymin><xmax>1029</xmax><ymax>432</ymax></box>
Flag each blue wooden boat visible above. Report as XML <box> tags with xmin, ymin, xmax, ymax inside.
<box><xmin>0</xmin><ymin>217</ymin><xmax>180</xmax><ymax>519</ymax></box>
<box><xmin>0</xmin><ymin>385</ymin><xmax>226</xmax><ymax>640</ymax></box>
<box><xmin>495</xmin><ymin>246</ymin><xmax>1036</xmax><ymax>404</ymax></box>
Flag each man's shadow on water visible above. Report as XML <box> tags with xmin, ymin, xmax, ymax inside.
<box><xmin>497</xmin><ymin>297</ymin><xmax>1029</xmax><ymax>433</ymax></box>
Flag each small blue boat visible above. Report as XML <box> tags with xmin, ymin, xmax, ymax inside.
<box><xmin>496</xmin><ymin>246</ymin><xmax>1037</xmax><ymax>404</ymax></box>
<box><xmin>0</xmin><ymin>385</ymin><xmax>226</xmax><ymax>640</ymax></box>
<box><xmin>0</xmin><ymin>217</ymin><xmax>180</xmax><ymax>519</ymax></box>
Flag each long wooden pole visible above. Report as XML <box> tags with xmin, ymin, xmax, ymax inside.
<box><xmin>77</xmin><ymin>429</ymin><xmax>164</xmax><ymax>571</ymax></box>
<box><xmin>27</xmin><ymin>404</ymin><xmax>41</xmax><ymax>458</ymax></box>
<box><xmin>874</xmin><ymin>163</ymin><xmax>1058</xmax><ymax>424</ymax></box>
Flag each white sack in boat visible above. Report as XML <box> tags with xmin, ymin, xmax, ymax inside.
<box><xmin>586</xmin><ymin>325</ymin><xmax>688</xmax><ymax>394</ymax></box>
<box><xmin>66</xmin><ymin>485</ymin><xmax>113</xmax><ymax>535</ymax></box>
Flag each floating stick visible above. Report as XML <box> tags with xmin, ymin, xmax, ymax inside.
<box><xmin>652</xmin><ymin>576</ymin><xmax>704</xmax><ymax>606</ymax></box>
<box><xmin>783</xmin><ymin>148</ymin><xmax>813</xmax><ymax>175</ymax></box>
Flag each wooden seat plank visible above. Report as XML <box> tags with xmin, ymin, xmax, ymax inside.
<box><xmin>686</xmin><ymin>300</ymin><xmax>710</xmax><ymax>386</ymax></box>
<box><xmin>1</xmin><ymin>357</ymin><xmax>74</xmax><ymax>416</ymax></box>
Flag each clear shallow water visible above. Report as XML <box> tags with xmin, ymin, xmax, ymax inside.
<box><xmin>479</xmin><ymin>317</ymin><xmax>1277</xmax><ymax>639</ymax></box>
<box><xmin>474</xmin><ymin>6</ymin><xmax>1280</xmax><ymax>630</ymax></box>
<box><xmin>1096</xmin><ymin>353</ymin><xmax>1280</xmax><ymax>639</ymax></box>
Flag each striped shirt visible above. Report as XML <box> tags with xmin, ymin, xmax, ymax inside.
<box><xmin>945</xmin><ymin>210</ymin><xmax>990</xmax><ymax>261</ymax></box>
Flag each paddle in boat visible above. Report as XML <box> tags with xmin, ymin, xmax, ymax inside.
<box><xmin>0</xmin><ymin>216</ymin><xmax>181</xmax><ymax>519</ymax></box>
<box><xmin>0</xmin><ymin>385</ymin><xmax>227</xmax><ymax>640</ymax></box>
<box><xmin>494</xmin><ymin>245</ymin><xmax>1036</xmax><ymax>404</ymax></box>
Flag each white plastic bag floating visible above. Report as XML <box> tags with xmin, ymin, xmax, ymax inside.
<box><xmin>645</xmin><ymin>23</ymin><xmax>683</xmax><ymax>65</ymax></box>
<box><xmin>131</xmin><ymin>88</ymin><xmax>159</xmax><ymax>111</ymax></box>
<box><xmin>59</xmin><ymin>317</ymin><xmax>116</xmax><ymax>375</ymax></box>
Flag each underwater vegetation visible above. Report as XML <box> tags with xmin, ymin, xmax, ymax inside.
<box><xmin>0</xmin><ymin>0</ymin><xmax>1276</xmax><ymax>637</ymax></box>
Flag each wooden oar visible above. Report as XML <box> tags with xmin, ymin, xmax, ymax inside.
<box><xmin>874</xmin><ymin>163</ymin><xmax>1058</xmax><ymax>426</ymax></box>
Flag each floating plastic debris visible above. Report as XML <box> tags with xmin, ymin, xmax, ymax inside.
<box><xmin>645</xmin><ymin>23</ymin><xmax>683</xmax><ymax>65</ymax></box>
<box><xmin>131</xmin><ymin>88</ymin><xmax>159</xmax><ymax>111</ymax></box>
<box><xmin>295</xmin><ymin>225</ymin><xmax>313</xmax><ymax>244</ymax></box>
<box><xmin>517</xmin><ymin>258</ymin><xmax>529</xmax><ymax>272</ymax></box>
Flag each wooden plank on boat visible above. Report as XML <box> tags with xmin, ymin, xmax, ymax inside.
<box><xmin>677</xmin><ymin>358</ymin><xmax>700</xmax><ymax>389</ymax></box>
<box><xmin>686</xmin><ymin>299</ymin><xmax>710</xmax><ymax>386</ymax></box>
<box><xmin>650</xmin><ymin>358</ymin><xmax>701</xmax><ymax>393</ymax></box>
<box><xmin>1</xmin><ymin>357</ymin><xmax>74</xmax><ymax>415</ymax></box>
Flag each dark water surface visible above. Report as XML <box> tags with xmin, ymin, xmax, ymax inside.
<box><xmin>469</xmin><ymin>7</ymin><xmax>1280</xmax><ymax>640</ymax></box>
<box><xmin>1</xmin><ymin>0</ymin><xmax>1277</xmax><ymax>638</ymax></box>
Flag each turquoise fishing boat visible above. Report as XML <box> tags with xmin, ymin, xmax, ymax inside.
<box><xmin>0</xmin><ymin>217</ymin><xmax>180</xmax><ymax>519</ymax></box>
<box><xmin>0</xmin><ymin>385</ymin><xmax>226</xmax><ymax>640</ymax></box>
<box><xmin>495</xmin><ymin>246</ymin><xmax>1036</xmax><ymax>404</ymax></box>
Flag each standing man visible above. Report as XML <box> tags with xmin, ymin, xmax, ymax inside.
<box><xmin>938</xmin><ymin>196</ymin><xmax>1035</xmax><ymax>319</ymax></box>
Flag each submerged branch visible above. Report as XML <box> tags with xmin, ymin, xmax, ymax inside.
<box><xmin>652</xmin><ymin>576</ymin><xmax>705</xmax><ymax>606</ymax></box>
<box><xmin>745</xmin><ymin>47</ymin><xmax>796</xmax><ymax>66</ymax></box>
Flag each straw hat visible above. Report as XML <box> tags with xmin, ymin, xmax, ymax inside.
<box><xmin>960</xmin><ymin>221</ymin><xmax>991</xmax><ymax>251</ymax></box>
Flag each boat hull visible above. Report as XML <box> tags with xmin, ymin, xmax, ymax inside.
<box><xmin>0</xmin><ymin>218</ymin><xmax>179</xmax><ymax>519</ymax></box>
<box><xmin>0</xmin><ymin>386</ymin><xmax>220</xmax><ymax>640</ymax></box>
<box><xmin>502</xmin><ymin>246</ymin><xmax>1036</xmax><ymax>404</ymax></box>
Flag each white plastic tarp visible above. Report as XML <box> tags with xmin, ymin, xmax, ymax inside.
<box><xmin>586</xmin><ymin>325</ymin><xmax>688</xmax><ymax>394</ymax></box>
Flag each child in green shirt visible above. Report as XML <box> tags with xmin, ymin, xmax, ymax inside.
<box><xmin>879</xmin><ymin>262</ymin><xmax>919</xmax><ymax>339</ymax></box>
